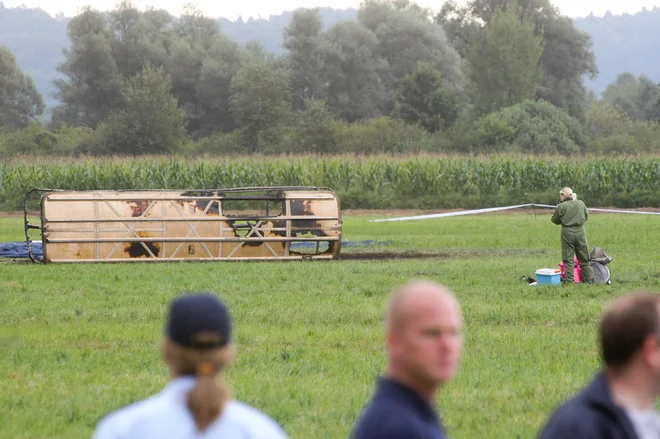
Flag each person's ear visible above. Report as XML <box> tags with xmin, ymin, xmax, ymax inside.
<box><xmin>641</xmin><ymin>335</ymin><xmax>660</xmax><ymax>368</ymax></box>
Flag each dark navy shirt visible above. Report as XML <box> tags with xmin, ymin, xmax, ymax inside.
<box><xmin>351</xmin><ymin>377</ymin><xmax>447</xmax><ymax>439</ymax></box>
<box><xmin>537</xmin><ymin>372</ymin><xmax>639</xmax><ymax>439</ymax></box>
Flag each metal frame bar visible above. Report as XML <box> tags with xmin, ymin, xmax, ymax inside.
<box><xmin>43</xmin><ymin>195</ymin><xmax>337</xmax><ymax>201</ymax></box>
<box><xmin>45</xmin><ymin>237</ymin><xmax>340</xmax><ymax>243</ymax></box>
<box><xmin>27</xmin><ymin>186</ymin><xmax>342</xmax><ymax>263</ymax></box>
<box><xmin>42</xmin><ymin>216</ymin><xmax>340</xmax><ymax>222</ymax></box>
<box><xmin>50</xmin><ymin>255</ymin><xmax>337</xmax><ymax>263</ymax></box>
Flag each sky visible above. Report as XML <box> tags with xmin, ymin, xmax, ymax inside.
<box><xmin>3</xmin><ymin>0</ymin><xmax>659</xmax><ymax>20</ymax></box>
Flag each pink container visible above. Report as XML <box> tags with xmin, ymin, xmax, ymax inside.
<box><xmin>559</xmin><ymin>256</ymin><xmax>581</xmax><ymax>283</ymax></box>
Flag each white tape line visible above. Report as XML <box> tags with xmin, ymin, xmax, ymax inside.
<box><xmin>585</xmin><ymin>208</ymin><xmax>660</xmax><ymax>215</ymax></box>
<box><xmin>367</xmin><ymin>203</ymin><xmax>660</xmax><ymax>222</ymax></box>
<box><xmin>368</xmin><ymin>204</ymin><xmax>536</xmax><ymax>222</ymax></box>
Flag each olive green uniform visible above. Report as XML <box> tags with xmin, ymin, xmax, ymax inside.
<box><xmin>551</xmin><ymin>199</ymin><xmax>594</xmax><ymax>283</ymax></box>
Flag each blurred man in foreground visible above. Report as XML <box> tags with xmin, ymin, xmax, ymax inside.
<box><xmin>351</xmin><ymin>280</ymin><xmax>464</xmax><ymax>439</ymax></box>
<box><xmin>538</xmin><ymin>292</ymin><xmax>660</xmax><ymax>439</ymax></box>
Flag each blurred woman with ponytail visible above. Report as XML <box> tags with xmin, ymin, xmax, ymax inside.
<box><xmin>93</xmin><ymin>293</ymin><xmax>288</xmax><ymax>439</ymax></box>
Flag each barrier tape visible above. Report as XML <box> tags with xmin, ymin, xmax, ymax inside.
<box><xmin>368</xmin><ymin>203</ymin><xmax>660</xmax><ymax>223</ymax></box>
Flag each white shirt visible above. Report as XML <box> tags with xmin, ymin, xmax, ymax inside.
<box><xmin>626</xmin><ymin>407</ymin><xmax>660</xmax><ymax>439</ymax></box>
<box><xmin>93</xmin><ymin>377</ymin><xmax>288</xmax><ymax>439</ymax></box>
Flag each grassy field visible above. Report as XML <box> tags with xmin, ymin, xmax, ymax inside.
<box><xmin>1</xmin><ymin>209</ymin><xmax>659</xmax><ymax>439</ymax></box>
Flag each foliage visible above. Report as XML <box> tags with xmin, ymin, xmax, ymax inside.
<box><xmin>6</xmin><ymin>2</ymin><xmax>660</xmax><ymax>116</ymax></box>
<box><xmin>437</xmin><ymin>0</ymin><xmax>598</xmax><ymax>120</ymax></box>
<box><xmin>282</xmin><ymin>8</ymin><xmax>330</xmax><ymax>109</ymax></box>
<box><xmin>51</xmin><ymin>7</ymin><xmax>123</xmax><ymax>128</ymax></box>
<box><xmin>357</xmin><ymin>0</ymin><xmax>465</xmax><ymax>110</ymax></box>
<box><xmin>91</xmin><ymin>65</ymin><xmax>187</xmax><ymax>155</ymax></box>
<box><xmin>322</xmin><ymin>21</ymin><xmax>389</xmax><ymax>122</ymax></box>
<box><xmin>4</xmin><ymin>154</ymin><xmax>660</xmax><ymax>212</ymax></box>
<box><xmin>601</xmin><ymin>72</ymin><xmax>660</xmax><ymax>121</ymax></box>
<box><xmin>0</xmin><ymin>123</ymin><xmax>93</xmax><ymax>157</ymax></box>
<box><xmin>394</xmin><ymin>62</ymin><xmax>459</xmax><ymax>132</ymax></box>
<box><xmin>474</xmin><ymin>100</ymin><xmax>586</xmax><ymax>154</ymax></box>
<box><xmin>334</xmin><ymin>117</ymin><xmax>435</xmax><ymax>154</ymax></box>
<box><xmin>465</xmin><ymin>1</ymin><xmax>544</xmax><ymax>116</ymax></box>
<box><xmin>3</xmin><ymin>2</ymin><xmax>660</xmax><ymax>157</ymax></box>
<box><xmin>0</xmin><ymin>45</ymin><xmax>44</xmax><ymax>130</ymax></box>
<box><xmin>585</xmin><ymin>101</ymin><xmax>633</xmax><ymax>138</ymax></box>
<box><xmin>290</xmin><ymin>99</ymin><xmax>339</xmax><ymax>153</ymax></box>
<box><xmin>230</xmin><ymin>61</ymin><xmax>292</xmax><ymax>153</ymax></box>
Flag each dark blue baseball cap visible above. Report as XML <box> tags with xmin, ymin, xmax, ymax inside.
<box><xmin>165</xmin><ymin>293</ymin><xmax>231</xmax><ymax>349</ymax></box>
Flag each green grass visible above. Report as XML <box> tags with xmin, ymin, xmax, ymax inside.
<box><xmin>1</xmin><ymin>210</ymin><xmax>659</xmax><ymax>438</ymax></box>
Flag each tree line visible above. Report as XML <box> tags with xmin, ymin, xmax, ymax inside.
<box><xmin>1</xmin><ymin>0</ymin><xmax>660</xmax><ymax>157</ymax></box>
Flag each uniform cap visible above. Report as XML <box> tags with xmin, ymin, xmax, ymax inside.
<box><xmin>165</xmin><ymin>293</ymin><xmax>231</xmax><ymax>349</ymax></box>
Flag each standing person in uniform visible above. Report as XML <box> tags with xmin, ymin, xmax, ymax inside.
<box><xmin>537</xmin><ymin>292</ymin><xmax>660</xmax><ymax>439</ymax></box>
<box><xmin>551</xmin><ymin>187</ymin><xmax>594</xmax><ymax>283</ymax></box>
<box><xmin>351</xmin><ymin>280</ymin><xmax>463</xmax><ymax>439</ymax></box>
<box><xmin>93</xmin><ymin>293</ymin><xmax>288</xmax><ymax>439</ymax></box>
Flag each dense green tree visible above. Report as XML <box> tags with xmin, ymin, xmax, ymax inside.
<box><xmin>52</xmin><ymin>7</ymin><xmax>122</xmax><ymax>128</ymax></box>
<box><xmin>94</xmin><ymin>65</ymin><xmax>187</xmax><ymax>155</ymax></box>
<box><xmin>323</xmin><ymin>21</ymin><xmax>389</xmax><ymax>122</ymax></box>
<box><xmin>282</xmin><ymin>8</ymin><xmax>331</xmax><ymax>110</ymax></box>
<box><xmin>359</xmin><ymin>0</ymin><xmax>463</xmax><ymax>84</ymax></box>
<box><xmin>474</xmin><ymin>99</ymin><xmax>586</xmax><ymax>154</ymax></box>
<box><xmin>166</xmin><ymin>6</ymin><xmax>222</xmax><ymax>137</ymax></box>
<box><xmin>230</xmin><ymin>61</ymin><xmax>292</xmax><ymax>152</ymax></box>
<box><xmin>109</xmin><ymin>1</ymin><xmax>172</xmax><ymax>77</ymax></box>
<box><xmin>292</xmin><ymin>98</ymin><xmax>338</xmax><ymax>153</ymax></box>
<box><xmin>358</xmin><ymin>0</ymin><xmax>464</xmax><ymax>114</ymax></box>
<box><xmin>436</xmin><ymin>0</ymin><xmax>597</xmax><ymax>119</ymax></box>
<box><xmin>601</xmin><ymin>73</ymin><xmax>660</xmax><ymax>121</ymax></box>
<box><xmin>466</xmin><ymin>1</ymin><xmax>544</xmax><ymax>115</ymax></box>
<box><xmin>0</xmin><ymin>45</ymin><xmax>44</xmax><ymax>130</ymax></box>
<box><xmin>585</xmin><ymin>101</ymin><xmax>633</xmax><ymax>138</ymax></box>
<box><xmin>394</xmin><ymin>62</ymin><xmax>458</xmax><ymax>132</ymax></box>
<box><xmin>194</xmin><ymin>35</ymin><xmax>245</xmax><ymax>137</ymax></box>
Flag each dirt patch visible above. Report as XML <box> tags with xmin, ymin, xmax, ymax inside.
<box><xmin>338</xmin><ymin>251</ymin><xmax>453</xmax><ymax>260</ymax></box>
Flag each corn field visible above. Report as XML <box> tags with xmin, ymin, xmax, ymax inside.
<box><xmin>2</xmin><ymin>155</ymin><xmax>660</xmax><ymax>210</ymax></box>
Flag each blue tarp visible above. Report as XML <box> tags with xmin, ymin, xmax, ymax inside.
<box><xmin>290</xmin><ymin>240</ymin><xmax>396</xmax><ymax>250</ymax></box>
<box><xmin>0</xmin><ymin>241</ymin><xmax>42</xmax><ymax>258</ymax></box>
<box><xmin>0</xmin><ymin>240</ymin><xmax>395</xmax><ymax>259</ymax></box>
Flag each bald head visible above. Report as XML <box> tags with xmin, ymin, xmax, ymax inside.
<box><xmin>386</xmin><ymin>281</ymin><xmax>461</xmax><ymax>333</ymax></box>
<box><xmin>384</xmin><ymin>280</ymin><xmax>463</xmax><ymax>392</ymax></box>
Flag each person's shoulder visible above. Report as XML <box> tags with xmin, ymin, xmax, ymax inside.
<box><xmin>537</xmin><ymin>391</ymin><xmax>616</xmax><ymax>439</ymax></box>
<box><xmin>352</xmin><ymin>415</ymin><xmax>425</xmax><ymax>439</ymax></box>
<box><xmin>352</xmin><ymin>398</ymin><xmax>423</xmax><ymax>439</ymax></box>
<box><xmin>222</xmin><ymin>400</ymin><xmax>289</xmax><ymax>438</ymax></box>
<box><xmin>93</xmin><ymin>395</ymin><xmax>166</xmax><ymax>439</ymax></box>
<box><xmin>537</xmin><ymin>395</ymin><xmax>590</xmax><ymax>437</ymax></box>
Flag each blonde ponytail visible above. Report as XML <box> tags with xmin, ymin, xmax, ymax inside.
<box><xmin>162</xmin><ymin>338</ymin><xmax>235</xmax><ymax>432</ymax></box>
<box><xmin>187</xmin><ymin>363</ymin><xmax>230</xmax><ymax>432</ymax></box>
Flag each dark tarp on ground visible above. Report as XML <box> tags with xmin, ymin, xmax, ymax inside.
<box><xmin>0</xmin><ymin>241</ymin><xmax>42</xmax><ymax>258</ymax></box>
